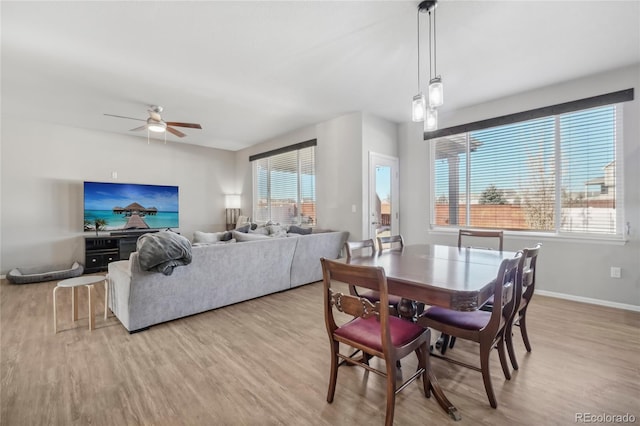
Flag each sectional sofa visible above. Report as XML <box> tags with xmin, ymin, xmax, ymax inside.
<box><xmin>107</xmin><ymin>230</ymin><xmax>348</xmax><ymax>332</ymax></box>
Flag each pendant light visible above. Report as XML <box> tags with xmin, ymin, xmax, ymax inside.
<box><xmin>427</xmin><ymin>1</ymin><xmax>443</xmax><ymax>108</ymax></box>
<box><xmin>412</xmin><ymin>1</ymin><xmax>443</xmax><ymax>130</ymax></box>
<box><xmin>412</xmin><ymin>9</ymin><xmax>426</xmax><ymax>122</ymax></box>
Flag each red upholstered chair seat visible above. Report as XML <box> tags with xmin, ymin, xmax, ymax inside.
<box><xmin>334</xmin><ymin>316</ymin><xmax>427</xmax><ymax>352</ymax></box>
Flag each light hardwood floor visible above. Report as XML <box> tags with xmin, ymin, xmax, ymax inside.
<box><xmin>1</xmin><ymin>276</ymin><xmax>638</xmax><ymax>425</ymax></box>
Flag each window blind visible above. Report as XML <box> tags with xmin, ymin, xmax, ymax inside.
<box><xmin>252</xmin><ymin>145</ymin><xmax>316</xmax><ymax>226</ymax></box>
<box><xmin>432</xmin><ymin>104</ymin><xmax>623</xmax><ymax>237</ymax></box>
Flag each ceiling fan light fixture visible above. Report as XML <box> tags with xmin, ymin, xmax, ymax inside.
<box><xmin>147</xmin><ymin>118</ymin><xmax>166</xmax><ymax>133</ymax></box>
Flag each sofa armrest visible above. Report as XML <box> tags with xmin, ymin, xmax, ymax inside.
<box><xmin>108</xmin><ymin>259</ymin><xmax>133</xmax><ymax>330</ymax></box>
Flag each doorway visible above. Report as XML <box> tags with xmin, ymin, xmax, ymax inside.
<box><xmin>368</xmin><ymin>153</ymin><xmax>399</xmax><ymax>241</ymax></box>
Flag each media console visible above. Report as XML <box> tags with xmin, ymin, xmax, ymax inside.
<box><xmin>84</xmin><ymin>231</ymin><xmax>159</xmax><ymax>273</ymax></box>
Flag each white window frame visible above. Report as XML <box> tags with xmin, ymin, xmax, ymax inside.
<box><xmin>428</xmin><ymin>103</ymin><xmax>627</xmax><ymax>243</ymax></box>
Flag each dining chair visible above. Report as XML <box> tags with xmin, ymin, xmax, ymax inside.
<box><xmin>344</xmin><ymin>240</ymin><xmax>402</xmax><ymax>315</ymax></box>
<box><xmin>458</xmin><ymin>229</ymin><xmax>504</xmax><ymax>251</ymax></box>
<box><xmin>504</xmin><ymin>243</ymin><xmax>541</xmax><ymax>370</ymax></box>
<box><xmin>320</xmin><ymin>258</ymin><xmax>431</xmax><ymax>426</ymax></box>
<box><xmin>417</xmin><ymin>251</ymin><xmax>524</xmax><ymax>409</ymax></box>
<box><xmin>376</xmin><ymin>235</ymin><xmax>423</xmax><ymax>321</ymax></box>
<box><xmin>438</xmin><ymin>229</ymin><xmax>505</xmax><ymax>354</ymax></box>
<box><xmin>376</xmin><ymin>234</ymin><xmax>405</xmax><ymax>252</ymax></box>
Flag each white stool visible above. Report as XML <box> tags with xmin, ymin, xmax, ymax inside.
<box><xmin>53</xmin><ymin>274</ymin><xmax>108</xmax><ymax>333</ymax></box>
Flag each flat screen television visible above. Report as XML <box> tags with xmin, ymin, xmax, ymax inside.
<box><xmin>83</xmin><ymin>181</ymin><xmax>179</xmax><ymax>232</ymax></box>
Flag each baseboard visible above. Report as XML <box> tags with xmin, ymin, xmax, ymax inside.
<box><xmin>536</xmin><ymin>289</ymin><xmax>640</xmax><ymax>312</ymax></box>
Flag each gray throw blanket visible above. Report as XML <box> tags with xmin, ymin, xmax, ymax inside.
<box><xmin>136</xmin><ymin>231</ymin><xmax>192</xmax><ymax>276</ymax></box>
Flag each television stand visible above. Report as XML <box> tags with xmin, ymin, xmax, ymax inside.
<box><xmin>84</xmin><ymin>230</ymin><xmax>159</xmax><ymax>273</ymax></box>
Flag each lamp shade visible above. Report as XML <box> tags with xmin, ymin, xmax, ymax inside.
<box><xmin>425</xmin><ymin>108</ymin><xmax>438</xmax><ymax>131</ymax></box>
<box><xmin>428</xmin><ymin>77</ymin><xmax>444</xmax><ymax>108</ymax></box>
<box><xmin>412</xmin><ymin>93</ymin><xmax>426</xmax><ymax>122</ymax></box>
<box><xmin>225</xmin><ymin>194</ymin><xmax>241</xmax><ymax>209</ymax></box>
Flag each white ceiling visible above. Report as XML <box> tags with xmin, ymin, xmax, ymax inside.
<box><xmin>2</xmin><ymin>1</ymin><xmax>639</xmax><ymax>151</ymax></box>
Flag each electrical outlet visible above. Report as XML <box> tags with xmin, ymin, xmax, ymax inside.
<box><xmin>610</xmin><ymin>267</ymin><xmax>621</xmax><ymax>279</ymax></box>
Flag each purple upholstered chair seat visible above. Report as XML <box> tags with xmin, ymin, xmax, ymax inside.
<box><xmin>422</xmin><ymin>306</ymin><xmax>491</xmax><ymax>331</ymax></box>
<box><xmin>334</xmin><ymin>316</ymin><xmax>426</xmax><ymax>352</ymax></box>
<box><xmin>358</xmin><ymin>289</ymin><xmax>403</xmax><ymax>306</ymax></box>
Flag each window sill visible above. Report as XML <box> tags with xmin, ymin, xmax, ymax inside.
<box><xmin>428</xmin><ymin>226</ymin><xmax>628</xmax><ymax>246</ymax></box>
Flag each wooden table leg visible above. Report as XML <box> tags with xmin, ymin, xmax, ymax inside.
<box><xmin>397</xmin><ymin>298</ymin><xmax>417</xmax><ymax>321</ymax></box>
<box><xmin>86</xmin><ymin>284</ymin><xmax>95</xmax><ymax>331</ymax></box>
<box><xmin>429</xmin><ymin>371</ymin><xmax>461</xmax><ymax>421</ymax></box>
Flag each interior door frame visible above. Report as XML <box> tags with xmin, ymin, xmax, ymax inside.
<box><xmin>368</xmin><ymin>152</ymin><xmax>400</xmax><ymax>241</ymax></box>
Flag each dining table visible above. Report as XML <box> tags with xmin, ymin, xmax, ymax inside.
<box><xmin>344</xmin><ymin>243</ymin><xmax>517</xmax><ymax>421</ymax></box>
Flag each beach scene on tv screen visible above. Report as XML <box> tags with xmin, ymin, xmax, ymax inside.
<box><xmin>84</xmin><ymin>182</ymin><xmax>179</xmax><ymax>231</ymax></box>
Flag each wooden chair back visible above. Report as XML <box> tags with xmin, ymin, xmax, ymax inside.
<box><xmin>520</xmin><ymin>243</ymin><xmax>541</xmax><ymax>308</ymax></box>
<box><xmin>377</xmin><ymin>235</ymin><xmax>405</xmax><ymax>252</ymax></box>
<box><xmin>458</xmin><ymin>229</ymin><xmax>504</xmax><ymax>251</ymax></box>
<box><xmin>344</xmin><ymin>239</ymin><xmax>376</xmax><ymax>259</ymax></box>
<box><xmin>321</xmin><ymin>258</ymin><xmax>391</xmax><ymax>350</ymax></box>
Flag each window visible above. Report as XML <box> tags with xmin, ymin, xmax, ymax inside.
<box><xmin>251</xmin><ymin>141</ymin><xmax>316</xmax><ymax>226</ymax></box>
<box><xmin>431</xmin><ymin>104</ymin><xmax>624</xmax><ymax>238</ymax></box>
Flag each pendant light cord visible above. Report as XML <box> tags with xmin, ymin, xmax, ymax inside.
<box><xmin>433</xmin><ymin>6</ymin><xmax>437</xmax><ymax>77</ymax></box>
<box><xmin>417</xmin><ymin>10</ymin><xmax>421</xmax><ymax>91</ymax></box>
<box><xmin>428</xmin><ymin>10</ymin><xmax>432</xmax><ymax>82</ymax></box>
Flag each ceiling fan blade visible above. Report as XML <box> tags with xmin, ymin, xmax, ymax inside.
<box><xmin>104</xmin><ymin>113</ymin><xmax>146</xmax><ymax>122</ymax></box>
<box><xmin>165</xmin><ymin>122</ymin><xmax>202</xmax><ymax>129</ymax></box>
<box><xmin>130</xmin><ymin>125</ymin><xmax>147</xmax><ymax>132</ymax></box>
<box><xmin>167</xmin><ymin>126</ymin><xmax>186</xmax><ymax>138</ymax></box>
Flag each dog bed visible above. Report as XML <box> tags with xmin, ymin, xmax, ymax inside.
<box><xmin>7</xmin><ymin>262</ymin><xmax>84</xmax><ymax>284</ymax></box>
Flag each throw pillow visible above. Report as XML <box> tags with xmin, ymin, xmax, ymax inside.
<box><xmin>235</xmin><ymin>223</ymin><xmax>251</xmax><ymax>233</ymax></box>
<box><xmin>267</xmin><ymin>224</ymin><xmax>288</xmax><ymax>238</ymax></box>
<box><xmin>193</xmin><ymin>231</ymin><xmax>226</xmax><ymax>244</ymax></box>
<box><xmin>288</xmin><ymin>225</ymin><xmax>312</xmax><ymax>235</ymax></box>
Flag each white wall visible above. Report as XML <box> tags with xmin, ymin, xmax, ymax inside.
<box><xmin>399</xmin><ymin>65</ymin><xmax>640</xmax><ymax>309</ymax></box>
<box><xmin>1</xmin><ymin>118</ymin><xmax>236</xmax><ymax>274</ymax></box>
<box><xmin>362</xmin><ymin>113</ymin><xmax>399</xmax><ymax>239</ymax></box>
<box><xmin>235</xmin><ymin>112</ymin><xmax>398</xmax><ymax>242</ymax></box>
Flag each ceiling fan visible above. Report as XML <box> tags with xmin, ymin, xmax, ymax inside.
<box><xmin>104</xmin><ymin>105</ymin><xmax>202</xmax><ymax>138</ymax></box>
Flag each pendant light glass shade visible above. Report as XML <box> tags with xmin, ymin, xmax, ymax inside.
<box><xmin>425</xmin><ymin>107</ymin><xmax>438</xmax><ymax>131</ymax></box>
<box><xmin>412</xmin><ymin>93</ymin><xmax>426</xmax><ymax>122</ymax></box>
<box><xmin>428</xmin><ymin>76</ymin><xmax>444</xmax><ymax>107</ymax></box>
